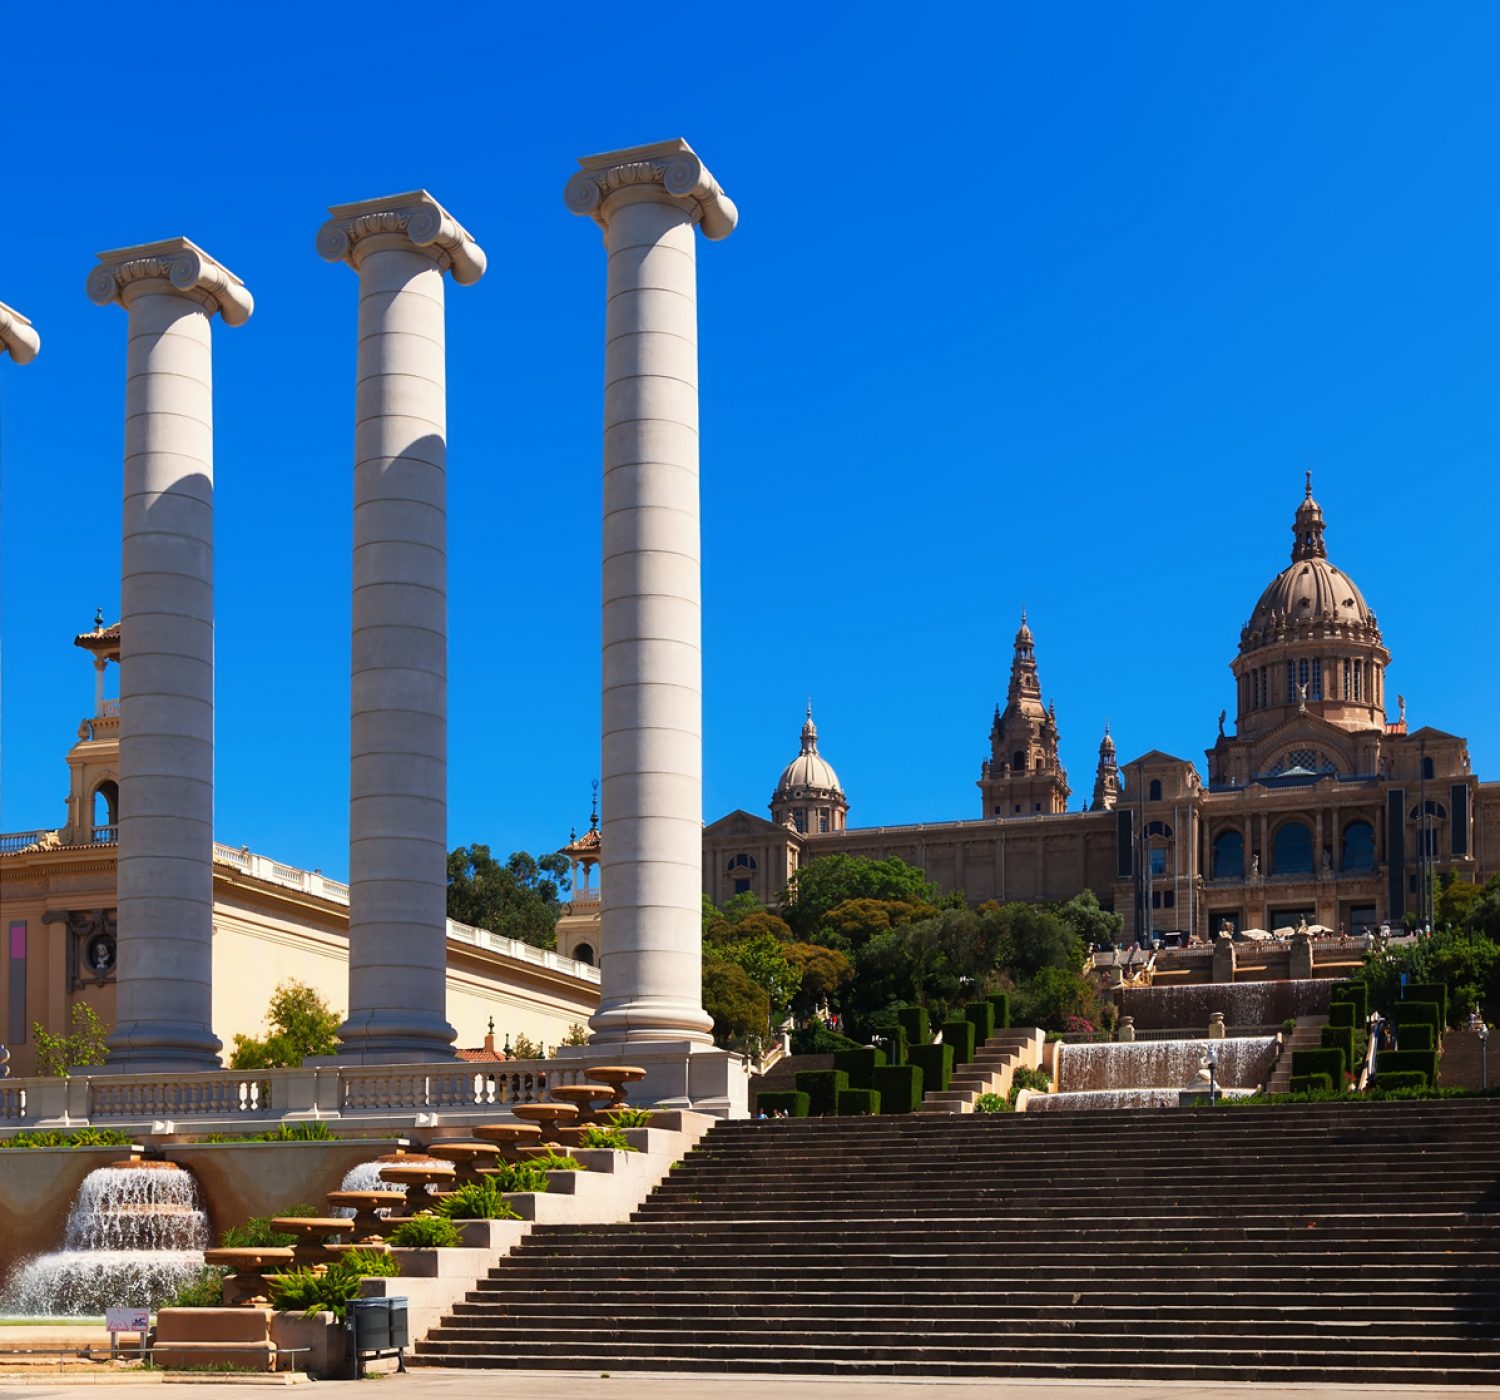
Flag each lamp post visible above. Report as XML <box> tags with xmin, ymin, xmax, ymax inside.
<box><xmin>1206</xmin><ymin>1044</ymin><xmax>1219</xmax><ymax>1106</ymax></box>
<box><xmin>1471</xmin><ymin>1005</ymin><xmax>1490</xmax><ymax>1092</ymax></box>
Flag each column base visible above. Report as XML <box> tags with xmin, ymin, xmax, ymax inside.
<box><xmin>588</xmin><ymin>1000</ymin><xmax>714</xmax><ymax>1047</ymax></box>
<box><xmin>335</xmin><ymin>1011</ymin><xmax>458</xmax><ymax>1064</ymax></box>
<box><xmin>100</xmin><ymin>1021</ymin><xmax>223</xmax><ymax>1074</ymax></box>
<box><xmin>554</xmin><ymin>1039</ymin><xmax>748</xmax><ymax>1118</ymax></box>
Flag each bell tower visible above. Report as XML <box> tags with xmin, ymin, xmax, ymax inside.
<box><xmin>979</xmin><ymin>613</ymin><xmax>1071</xmax><ymax>818</ymax></box>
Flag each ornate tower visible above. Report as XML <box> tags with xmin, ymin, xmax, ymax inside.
<box><xmin>770</xmin><ymin>703</ymin><xmax>847</xmax><ymax>834</ymax></box>
<box><xmin>1090</xmin><ymin>725</ymin><xmax>1120</xmax><ymax>812</ymax></box>
<box><xmin>979</xmin><ymin>613</ymin><xmax>1071</xmax><ymax>818</ymax></box>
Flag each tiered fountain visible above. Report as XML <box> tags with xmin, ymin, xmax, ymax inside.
<box><xmin>2</xmin><ymin>1158</ymin><xmax>208</xmax><ymax>1315</ymax></box>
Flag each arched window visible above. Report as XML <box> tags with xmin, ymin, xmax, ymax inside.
<box><xmin>1340</xmin><ymin>821</ymin><xmax>1375</xmax><ymax>872</ymax></box>
<box><xmin>1148</xmin><ymin>779</ymin><xmax>1162</xmax><ymax>802</ymax></box>
<box><xmin>1422</xmin><ymin>755</ymin><xmax>1435</xmax><ymax>780</ymax></box>
<box><xmin>1273</xmin><ymin>820</ymin><xmax>1314</xmax><ymax>876</ymax></box>
<box><xmin>92</xmin><ymin>780</ymin><xmax>118</xmax><ymax>839</ymax></box>
<box><xmin>573</xmin><ymin>943</ymin><xmax>595</xmax><ymax>966</ymax></box>
<box><xmin>1145</xmin><ymin>820</ymin><xmax>1173</xmax><ymax>839</ymax></box>
<box><xmin>1212</xmin><ymin>830</ymin><xmax>1244</xmax><ymax>879</ymax></box>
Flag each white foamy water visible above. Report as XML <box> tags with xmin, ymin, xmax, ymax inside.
<box><xmin>1056</xmin><ymin>1037</ymin><xmax>1277</xmax><ymax>1093</ymax></box>
<box><xmin>329</xmin><ymin>1159</ymin><xmax>415</xmax><ymax>1219</ymax></box>
<box><xmin>1119</xmin><ymin>979</ymin><xmax>1331</xmax><ymax>1031</ymax></box>
<box><xmin>2</xmin><ymin>1165</ymin><xmax>208</xmax><ymax>1316</ymax></box>
<box><xmin>1027</xmin><ymin>1087</ymin><xmax>1257</xmax><ymax>1112</ymax></box>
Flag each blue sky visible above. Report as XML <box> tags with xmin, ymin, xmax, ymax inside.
<box><xmin>3</xmin><ymin>5</ymin><xmax>1497</xmax><ymax>881</ymax></box>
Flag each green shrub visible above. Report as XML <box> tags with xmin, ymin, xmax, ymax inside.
<box><xmin>435</xmin><ymin>1180</ymin><xmax>521</xmax><ymax>1220</ymax></box>
<box><xmin>339</xmin><ymin>1249</ymin><xmax>400</xmax><ymax>1277</ymax></box>
<box><xmin>0</xmin><ymin>1127</ymin><xmax>135</xmax><ymax>1149</ymax></box>
<box><xmin>1321</xmin><ymin>1024</ymin><xmax>1356</xmax><ymax>1073</ymax></box>
<box><xmin>974</xmin><ymin>1092</ymin><xmax>1011</xmax><ymax>1113</ymax></box>
<box><xmin>789</xmin><ymin>1025</ymin><xmax>861</xmax><ymax>1055</ymax></box>
<box><xmin>871</xmin><ymin>1064</ymin><xmax>923</xmax><ymax>1114</ymax></box>
<box><xmin>1008</xmin><ymin>1066</ymin><xmax>1053</xmax><ymax>1106</ymax></box>
<box><xmin>481</xmin><ymin>1154</ymin><xmax>581</xmax><ymax>1193</ymax></box>
<box><xmin>269</xmin><ymin>1265</ymin><xmax>364</xmax><ymax>1320</ymax></box>
<box><xmin>605</xmin><ymin>1106</ymin><xmax>653</xmax><ymax>1129</ymax></box>
<box><xmin>939</xmin><ymin>1019</ymin><xmax>976</xmax><ymax>1065</ymax></box>
<box><xmin>1329</xmin><ymin>982</ymin><xmax>1367</xmax><ymax>1023</ymax></box>
<box><xmin>756</xmin><ymin>1090</ymin><xmax>810</xmax><ymax>1117</ymax></box>
<box><xmin>1327</xmin><ymin>1000</ymin><xmax>1356</xmax><ymax>1029</ymax></box>
<box><xmin>167</xmin><ymin>1267</ymin><xmax>230</xmax><ymax>1308</ymax></box>
<box><xmin>1375</xmin><ymin>1070</ymin><xmax>1428</xmax><ymax>1091</ymax></box>
<box><xmin>1404</xmin><ymin>982</ymin><xmax>1449</xmax><ymax>1027</ymax></box>
<box><xmin>794</xmin><ymin>1069</ymin><xmax>848</xmax><ymax>1116</ymax></box>
<box><xmin>529</xmin><ymin>1151</ymin><xmax>582</xmax><ymax>1173</ymax></box>
<box><xmin>906</xmin><ymin>1043</ymin><xmax>953</xmax><ymax>1094</ymax></box>
<box><xmin>964</xmin><ymin>1001</ymin><xmax>996</xmax><ymax>1044</ymax></box>
<box><xmin>836</xmin><ymin>1088</ymin><xmax>880</xmax><ymax>1116</ymax></box>
<box><xmin>1377</xmin><ymin>1049</ymin><xmax>1437</xmax><ymax>1085</ymax></box>
<box><xmin>831</xmin><ymin>1047</ymin><xmax>886</xmax><ymax>1089</ymax></box>
<box><xmin>1392</xmin><ymin>1001</ymin><xmax>1441</xmax><ymax>1037</ymax></box>
<box><xmin>1288</xmin><ymin>1073</ymin><xmax>1334</xmax><ymax>1094</ymax></box>
<box><xmin>1291</xmin><ymin>1047</ymin><xmax>1345</xmax><ymax>1084</ymax></box>
<box><xmin>579</xmin><ymin>1125</ymin><xmax>638</xmax><ymax>1151</ymax></box>
<box><xmin>987</xmin><ymin>993</ymin><xmax>1011</xmax><ymax>1031</ymax></box>
<box><xmin>266</xmin><ymin>1121</ymin><xmax>333</xmax><ymax>1141</ymax></box>
<box><xmin>387</xmin><ymin>1215</ymin><xmax>460</xmax><ymax>1248</ymax></box>
<box><xmin>887</xmin><ymin>1024</ymin><xmax>908</xmax><ymax>1066</ymax></box>
<box><xmin>895</xmin><ymin>1005</ymin><xmax>930</xmax><ymax>1047</ymax></box>
<box><xmin>1395</xmin><ymin>1022</ymin><xmax>1434</xmax><ymax>1052</ymax></box>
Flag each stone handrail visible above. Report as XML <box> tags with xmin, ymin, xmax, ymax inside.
<box><xmin>0</xmin><ymin>1057</ymin><xmax>603</xmax><ymax>1130</ymax></box>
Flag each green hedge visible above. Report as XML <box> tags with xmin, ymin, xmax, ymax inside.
<box><xmin>793</xmin><ymin>1069</ymin><xmax>848</xmax><ymax>1116</ymax></box>
<box><xmin>1292</xmin><ymin>1047</ymin><xmax>1345</xmax><ymax>1084</ymax></box>
<box><xmin>872</xmin><ymin>1064</ymin><xmax>923</xmax><ymax>1114</ymax></box>
<box><xmin>1395</xmin><ymin>1023</ymin><xmax>1434</xmax><ymax>1052</ymax></box>
<box><xmin>906</xmin><ymin>1043</ymin><xmax>953</xmax><ymax>1095</ymax></box>
<box><xmin>831</xmin><ymin>1047</ymin><xmax>886</xmax><ymax>1089</ymax></box>
<box><xmin>1376</xmin><ymin>1070</ymin><xmax>1428</xmax><ymax>1091</ymax></box>
<box><xmin>896</xmin><ymin>1005</ymin><xmax>931</xmax><ymax>1047</ymax></box>
<box><xmin>987</xmin><ymin>993</ymin><xmax>1011</xmax><ymax>1031</ymax></box>
<box><xmin>1329</xmin><ymin>982</ymin><xmax>1367</xmax><ymax>1023</ymax></box>
<box><xmin>1404</xmin><ymin>982</ymin><xmax>1449</xmax><ymax>1027</ymax></box>
<box><xmin>1321</xmin><ymin>1024</ymin><xmax>1356</xmax><ymax>1073</ymax></box>
<box><xmin>756</xmin><ymin>1090</ymin><xmax>809</xmax><ymax>1117</ymax></box>
<box><xmin>1289</xmin><ymin>1073</ymin><xmax>1333</xmax><ymax>1094</ymax></box>
<box><xmin>790</xmin><ymin>1025</ymin><xmax>862</xmax><ymax>1055</ymax></box>
<box><xmin>885</xmin><ymin>1025</ymin><xmax>908</xmax><ymax>1066</ymax></box>
<box><xmin>1392</xmin><ymin>1001</ymin><xmax>1441</xmax><ymax>1036</ymax></box>
<box><xmin>1327</xmin><ymin>1000</ymin><xmax>1356</xmax><ymax>1030</ymax></box>
<box><xmin>836</xmin><ymin>1088</ymin><xmax>881</xmax><ymax>1116</ymax></box>
<box><xmin>1377</xmin><ymin>1049</ymin><xmax>1437</xmax><ymax>1086</ymax></box>
<box><xmin>940</xmin><ymin>1019</ymin><xmax>977</xmax><ymax>1066</ymax></box>
<box><xmin>964</xmin><ymin>1001</ymin><xmax>996</xmax><ymax>1044</ymax></box>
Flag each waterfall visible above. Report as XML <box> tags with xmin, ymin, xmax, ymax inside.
<box><xmin>1119</xmin><ymin>980</ymin><xmax>1332</xmax><ymax>1032</ymax></box>
<box><xmin>1056</xmin><ymin>1037</ymin><xmax>1277</xmax><ymax>1093</ymax></box>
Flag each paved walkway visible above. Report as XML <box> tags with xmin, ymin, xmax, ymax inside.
<box><xmin>4</xmin><ymin>1372</ymin><xmax>1499</xmax><ymax>1399</ymax></box>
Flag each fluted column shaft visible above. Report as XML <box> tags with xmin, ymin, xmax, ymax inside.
<box><xmin>86</xmin><ymin>239</ymin><xmax>252</xmax><ymax>1071</ymax></box>
<box><xmin>566</xmin><ymin>141</ymin><xmax>737</xmax><ymax>1046</ymax></box>
<box><xmin>319</xmin><ymin>193</ymin><xmax>484</xmax><ymax>1062</ymax></box>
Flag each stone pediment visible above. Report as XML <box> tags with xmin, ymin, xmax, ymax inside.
<box><xmin>1403</xmin><ymin>724</ymin><xmax>1463</xmax><ymax>742</ymax></box>
<box><xmin>1121</xmin><ymin>748</ymin><xmax>1196</xmax><ymax>771</ymax></box>
<box><xmin>1246</xmin><ymin>712</ymin><xmax>1360</xmax><ymax>775</ymax></box>
<box><xmin>705</xmin><ymin>808</ymin><xmax>790</xmax><ymax>839</ymax></box>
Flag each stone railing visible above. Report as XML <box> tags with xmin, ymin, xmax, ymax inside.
<box><xmin>0</xmin><ymin>1057</ymin><xmax>601</xmax><ymax>1130</ymax></box>
<box><xmin>0</xmin><ymin>829</ymin><xmax>56</xmax><ymax>854</ymax></box>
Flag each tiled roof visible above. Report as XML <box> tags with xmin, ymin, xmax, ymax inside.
<box><xmin>561</xmin><ymin>825</ymin><xmax>602</xmax><ymax>856</ymax></box>
<box><xmin>74</xmin><ymin>621</ymin><xmax>121</xmax><ymax>651</ymax></box>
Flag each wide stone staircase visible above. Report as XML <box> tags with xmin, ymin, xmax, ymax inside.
<box><xmin>416</xmin><ymin>1101</ymin><xmax>1500</xmax><ymax>1384</ymax></box>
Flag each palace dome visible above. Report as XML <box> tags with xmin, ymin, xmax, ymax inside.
<box><xmin>774</xmin><ymin>706</ymin><xmax>844</xmax><ymax>799</ymax></box>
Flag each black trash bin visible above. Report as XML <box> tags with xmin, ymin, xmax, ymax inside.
<box><xmin>348</xmin><ymin>1297</ymin><xmax>408</xmax><ymax>1377</ymax></box>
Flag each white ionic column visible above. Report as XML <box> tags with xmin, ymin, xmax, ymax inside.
<box><xmin>86</xmin><ymin>239</ymin><xmax>253</xmax><ymax>1071</ymax></box>
<box><xmin>565</xmin><ymin>140</ymin><xmax>737</xmax><ymax>1046</ymax></box>
<box><xmin>317</xmin><ymin>192</ymin><xmax>485</xmax><ymax>1062</ymax></box>
<box><xmin>0</xmin><ymin>301</ymin><xmax>41</xmax><ymax>365</ymax></box>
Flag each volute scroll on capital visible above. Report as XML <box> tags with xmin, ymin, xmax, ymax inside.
<box><xmin>565</xmin><ymin>138</ymin><xmax>737</xmax><ymax>240</ymax></box>
<box><xmin>0</xmin><ymin>300</ymin><xmax>40</xmax><ymax>364</ymax></box>
<box><xmin>317</xmin><ymin>190</ymin><xmax>486</xmax><ymax>285</ymax></box>
<box><xmin>86</xmin><ymin>238</ymin><xmax>254</xmax><ymax>326</ymax></box>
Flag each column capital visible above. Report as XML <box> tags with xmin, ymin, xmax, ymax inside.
<box><xmin>317</xmin><ymin>190</ymin><xmax>486</xmax><ymax>285</ymax></box>
<box><xmin>565</xmin><ymin>138</ymin><xmax>737</xmax><ymax>240</ymax></box>
<box><xmin>0</xmin><ymin>300</ymin><xmax>40</xmax><ymax>364</ymax></box>
<box><xmin>87</xmin><ymin>238</ymin><xmax>253</xmax><ymax>326</ymax></box>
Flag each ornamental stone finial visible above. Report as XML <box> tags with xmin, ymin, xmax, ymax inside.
<box><xmin>565</xmin><ymin>138</ymin><xmax>737</xmax><ymax>240</ymax></box>
<box><xmin>317</xmin><ymin>190</ymin><xmax>486</xmax><ymax>285</ymax></box>
<box><xmin>0</xmin><ymin>301</ymin><xmax>40</xmax><ymax>364</ymax></box>
<box><xmin>86</xmin><ymin>238</ymin><xmax>253</xmax><ymax>326</ymax></box>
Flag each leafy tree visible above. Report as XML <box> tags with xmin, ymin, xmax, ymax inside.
<box><xmin>1055</xmin><ymin>888</ymin><xmax>1123</xmax><ymax>950</ymax></box>
<box><xmin>719</xmin><ymin>891</ymin><xmax>762</xmax><ymax>925</ymax></box>
<box><xmin>814</xmin><ymin>897</ymin><xmax>932</xmax><ymax>954</ymax></box>
<box><xmin>1015</xmin><ymin>965</ymin><xmax>1099</xmax><ymax>1031</ymax></box>
<box><xmin>33</xmin><ymin>1003</ymin><xmax>109</xmax><ymax>1077</ymax></box>
<box><xmin>510</xmin><ymin>1032</ymin><xmax>544</xmax><ymax>1060</ymax></box>
<box><xmin>447</xmin><ymin>845</ymin><xmax>572</xmax><ymax>949</ymax></box>
<box><xmin>1353</xmin><ymin>912</ymin><xmax>1499</xmax><ymax>1024</ymax></box>
<box><xmin>1463</xmin><ymin>874</ymin><xmax>1500</xmax><ymax>941</ymax></box>
<box><xmin>703</xmin><ymin>956</ymin><xmax>771</xmax><ymax>1048</ymax></box>
<box><xmin>997</xmin><ymin>904</ymin><xmax>1086</xmax><ymax>977</ymax></box>
<box><xmin>230</xmin><ymin>981</ymin><xmax>342</xmax><ymax>1069</ymax></box>
<box><xmin>782</xmin><ymin>854</ymin><xmax>943</xmax><ymax>937</ymax></box>
<box><xmin>717</xmin><ymin>933</ymin><xmax>801</xmax><ymax>1025</ymax></box>
<box><xmin>782</xmin><ymin>942</ymin><xmax>854</xmax><ymax>1014</ymax></box>
<box><xmin>706</xmin><ymin>910</ymin><xmax>793</xmax><ymax>949</ymax></box>
<box><xmin>560</xmin><ymin>1022</ymin><xmax>590</xmax><ymax>1047</ymax></box>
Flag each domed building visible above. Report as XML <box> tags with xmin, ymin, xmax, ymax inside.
<box><xmin>700</xmin><ymin>478</ymin><xmax>1498</xmax><ymax>937</ymax></box>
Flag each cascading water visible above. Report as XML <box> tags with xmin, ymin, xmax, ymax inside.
<box><xmin>2</xmin><ymin>1160</ymin><xmax>208</xmax><ymax>1316</ymax></box>
<box><xmin>1119</xmin><ymin>979</ymin><xmax>1332</xmax><ymax>1031</ymax></box>
<box><xmin>1025</xmin><ymin>1037</ymin><xmax>1278</xmax><ymax>1113</ymax></box>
